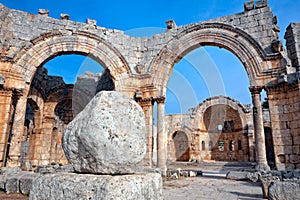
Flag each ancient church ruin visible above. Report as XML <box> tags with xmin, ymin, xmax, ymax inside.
<box><xmin>0</xmin><ymin>0</ymin><xmax>300</xmax><ymax>173</ymax></box>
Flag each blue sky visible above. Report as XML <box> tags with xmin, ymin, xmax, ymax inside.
<box><xmin>1</xmin><ymin>0</ymin><xmax>299</xmax><ymax>114</ymax></box>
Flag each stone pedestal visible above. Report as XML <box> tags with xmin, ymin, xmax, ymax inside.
<box><xmin>29</xmin><ymin>172</ymin><xmax>163</xmax><ymax>200</ymax></box>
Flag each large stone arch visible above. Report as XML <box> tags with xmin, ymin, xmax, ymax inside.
<box><xmin>190</xmin><ymin>96</ymin><xmax>253</xmax><ymax>162</ymax></box>
<box><xmin>5</xmin><ymin>31</ymin><xmax>133</xmax><ymax>166</ymax></box>
<box><xmin>190</xmin><ymin>96</ymin><xmax>251</xmax><ymax>131</ymax></box>
<box><xmin>11</xmin><ymin>31</ymin><xmax>131</xmax><ymax>89</ymax></box>
<box><xmin>150</xmin><ymin>23</ymin><xmax>283</xmax><ymax>96</ymax></box>
<box><xmin>167</xmin><ymin>128</ymin><xmax>192</xmax><ymax>162</ymax></box>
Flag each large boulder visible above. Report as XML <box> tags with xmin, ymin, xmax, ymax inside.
<box><xmin>62</xmin><ymin>91</ymin><xmax>146</xmax><ymax>174</ymax></box>
<box><xmin>29</xmin><ymin>173</ymin><xmax>163</xmax><ymax>200</ymax></box>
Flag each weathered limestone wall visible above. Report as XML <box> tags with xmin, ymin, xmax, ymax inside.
<box><xmin>165</xmin><ymin>96</ymin><xmax>254</xmax><ymax>163</ymax></box>
<box><xmin>0</xmin><ymin>1</ymin><xmax>299</xmax><ymax>170</ymax></box>
<box><xmin>207</xmin><ymin>0</ymin><xmax>278</xmax><ymax>54</ymax></box>
<box><xmin>164</xmin><ymin>114</ymin><xmax>195</xmax><ymax>162</ymax></box>
<box><xmin>285</xmin><ymin>23</ymin><xmax>300</xmax><ymax>70</ymax></box>
<box><xmin>267</xmin><ymin>79</ymin><xmax>300</xmax><ymax>171</ymax></box>
<box><xmin>0</xmin><ymin>89</ymin><xmax>14</xmax><ymax>165</ymax></box>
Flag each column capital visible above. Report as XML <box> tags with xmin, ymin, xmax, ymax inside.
<box><xmin>249</xmin><ymin>86</ymin><xmax>262</xmax><ymax>94</ymax></box>
<box><xmin>137</xmin><ymin>97</ymin><xmax>154</xmax><ymax>107</ymax></box>
<box><xmin>155</xmin><ymin>96</ymin><xmax>165</xmax><ymax>104</ymax></box>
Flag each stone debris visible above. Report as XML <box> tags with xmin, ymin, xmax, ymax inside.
<box><xmin>189</xmin><ymin>171</ymin><xmax>197</xmax><ymax>177</ymax></box>
<box><xmin>268</xmin><ymin>181</ymin><xmax>300</xmax><ymax>200</ymax></box>
<box><xmin>226</xmin><ymin>171</ymin><xmax>249</xmax><ymax>180</ymax></box>
<box><xmin>171</xmin><ymin>173</ymin><xmax>179</xmax><ymax>180</ymax></box>
<box><xmin>260</xmin><ymin>175</ymin><xmax>280</xmax><ymax>198</ymax></box>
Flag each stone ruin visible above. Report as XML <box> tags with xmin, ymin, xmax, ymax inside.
<box><xmin>0</xmin><ymin>0</ymin><xmax>300</xmax><ymax>191</ymax></box>
<box><xmin>29</xmin><ymin>91</ymin><xmax>164</xmax><ymax>199</ymax></box>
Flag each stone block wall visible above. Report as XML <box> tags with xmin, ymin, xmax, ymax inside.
<box><xmin>267</xmin><ymin>80</ymin><xmax>300</xmax><ymax>171</ymax></box>
<box><xmin>285</xmin><ymin>23</ymin><xmax>300</xmax><ymax>70</ymax></box>
<box><xmin>165</xmin><ymin>96</ymin><xmax>253</xmax><ymax>163</ymax></box>
<box><xmin>207</xmin><ymin>1</ymin><xmax>278</xmax><ymax>54</ymax></box>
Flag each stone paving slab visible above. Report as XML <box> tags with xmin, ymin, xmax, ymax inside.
<box><xmin>164</xmin><ymin>176</ymin><xmax>264</xmax><ymax>200</ymax></box>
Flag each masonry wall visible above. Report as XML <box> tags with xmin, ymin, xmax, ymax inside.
<box><xmin>165</xmin><ymin>98</ymin><xmax>253</xmax><ymax>163</ymax></box>
<box><xmin>267</xmin><ymin>81</ymin><xmax>300</xmax><ymax>171</ymax></box>
<box><xmin>285</xmin><ymin>23</ymin><xmax>300</xmax><ymax>70</ymax></box>
<box><xmin>207</xmin><ymin>0</ymin><xmax>278</xmax><ymax>54</ymax></box>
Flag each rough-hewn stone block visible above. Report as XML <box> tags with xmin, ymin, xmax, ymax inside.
<box><xmin>29</xmin><ymin>173</ymin><xmax>163</xmax><ymax>200</ymax></box>
<box><xmin>19</xmin><ymin>173</ymin><xmax>39</xmax><ymax>195</ymax></box>
<box><xmin>244</xmin><ymin>1</ymin><xmax>254</xmax><ymax>11</ymax></box>
<box><xmin>268</xmin><ymin>181</ymin><xmax>300</xmax><ymax>200</ymax></box>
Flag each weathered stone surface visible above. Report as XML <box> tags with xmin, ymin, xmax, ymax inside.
<box><xmin>29</xmin><ymin>173</ymin><xmax>163</xmax><ymax>200</ymax></box>
<box><xmin>0</xmin><ymin>73</ymin><xmax>4</xmax><ymax>85</ymax></box>
<box><xmin>268</xmin><ymin>181</ymin><xmax>300</xmax><ymax>200</ymax></box>
<box><xmin>62</xmin><ymin>91</ymin><xmax>146</xmax><ymax>174</ymax></box>
<box><xmin>189</xmin><ymin>171</ymin><xmax>197</xmax><ymax>177</ymax></box>
<box><xmin>226</xmin><ymin>171</ymin><xmax>248</xmax><ymax>180</ymax></box>
<box><xmin>5</xmin><ymin>175</ymin><xmax>19</xmax><ymax>194</ymax></box>
<box><xmin>0</xmin><ymin>175</ymin><xmax>5</xmax><ymax>190</ymax></box>
<box><xmin>255</xmin><ymin>0</ymin><xmax>268</xmax><ymax>9</ymax></box>
<box><xmin>247</xmin><ymin>171</ymin><xmax>261</xmax><ymax>182</ymax></box>
<box><xmin>260</xmin><ymin>175</ymin><xmax>280</xmax><ymax>198</ymax></box>
<box><xmin>244</xmin><ymin>1</ymin><xmax>254</xmax><ymax>11</ymax></box>
<box><xmin>0</xmin><ymin>0</ymin><xmax>299</xmax><ymax>173</ymax></box>
<box><xmin>19</xmin><ymin>173</ymin><xmax>39</xmax><ymax>195</ymax></box>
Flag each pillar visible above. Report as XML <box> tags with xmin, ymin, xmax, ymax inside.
<box><xmin>249</xmin><ymin>86</ymin><xmax>270</xmax><ymax>171</ymax></box>
<box><xmin>156</xmin><ymin>97</ymin><xmax>167</xmax><ymax>174</ymax></box>
<box><xmin>0</xmin><ymin>89</ymin><xmax>13</xmax><ymax>166</ymax></box>
<box><xmin>139</xmin><ymin>98</ymin><xmax>154</xmax><ymax>167</ymax></box>
<box><xmin>6</xmin><ymin>93</ymin><xmax>26</xmax><ymax>167</ymax></box>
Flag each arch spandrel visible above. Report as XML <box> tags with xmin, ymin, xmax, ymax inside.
<box><xmin>149</xmin><ymin>23</ymin><xmax>284</xmax><ymax>96</ymax></box>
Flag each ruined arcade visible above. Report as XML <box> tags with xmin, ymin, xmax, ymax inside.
<box><xmin>0</xmin><ymin>0</ymin><xmax>299</xmax><ymax>176</ymax></box>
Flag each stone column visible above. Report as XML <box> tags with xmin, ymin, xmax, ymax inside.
<box><xmin>6</xmin><ymin>92</ymin><xmax>26</xmax><ymax>167</ymax></box>
<box><xmin>139</xmin><ymin>98</ymin><xmax>154</xmax><ymax>167</ymax></box>
<box><xmin>249</xmin><ymin>86</ymin><xmax>270</xmax><ymax>171</ymax></box>
<box><xmin>0</xmin><ymin>89</ymin><xmax>13</xmax><ymax>166</ymax></box>
<box><xmin>156</xmin><ymin>97</ymin><xmax>167</xmax><ymax>175</ymax></box>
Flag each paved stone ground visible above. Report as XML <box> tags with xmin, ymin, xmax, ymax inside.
<box><xmin>164</xmin><ymin>162</ymin><xmax>264</xmax><ymax>200</ymax></box>
<box><xmin>163</xmin><ymin>176</ymin><xmax>264</xmax><ymax>200</ymax></box>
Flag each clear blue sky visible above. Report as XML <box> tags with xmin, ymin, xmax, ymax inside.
<box><xmin>1</xmin><ymin>0</ymin><xmax>299</xmax><ymax>114</ymax></box>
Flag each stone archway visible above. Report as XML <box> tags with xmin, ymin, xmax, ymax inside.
<box><xmin>150</xmin><ymin>23</ymin><xmax>282</xmax><ymax>93</ymax></box>
<box><xmin>5</xmin><ymin>31</ymin><xmax>131</xmax><ymax>166</ymax></box>
<box><xmin>150</xmin><ymin>23</ymin><xmax>283</xmax><ymax>170</ymax></box>
<box><xmin>171</xmin><ymin>131</ymin><xmax>190</xmax><ymax>162</ymax></box>
<box><xmin>191</xmin><ymin>96</ymin><xmax>252</xmax><ymax>162</ymax></box>
<box><xmin>11</xmin><ymin>31</ymin><xmax>130</xmax><ymax>86</ymax></box>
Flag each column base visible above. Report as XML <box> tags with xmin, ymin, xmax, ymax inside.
<box><xmin>255</xmin><ymin>162</ymin><xmax>270</xmax><ymax>171</ymax></box>
<box><xmin>6</xmin><ymin>156</ymin><xmax>20</xmax><ymax>167</ymax></box>
<box><xmin>29</xmin><ymin>172</ymin><xmax>164</xmax><ymax>200</ymax></box>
